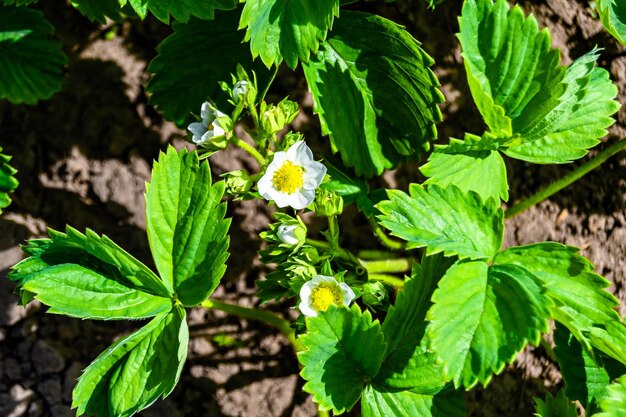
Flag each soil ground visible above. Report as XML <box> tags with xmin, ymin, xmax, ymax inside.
<box><xmin>1</xmin><ymin>0</ymin><xmax>625</xmax><ymax>416</ymax></box>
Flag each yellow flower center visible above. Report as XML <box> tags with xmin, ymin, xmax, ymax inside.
<box><xmin>273</xmin><ymin>161</ymin><xmax>304</xmax><ymax>194</ymax></box>
<box><xmin>311</xmin><ymin>285</ymin><xmax>343</xmax><ymax>312</ymax></box>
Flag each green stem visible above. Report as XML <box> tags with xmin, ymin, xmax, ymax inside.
<box><xmin>231</xmin><ymin>136</ymin><xmax>267</xmax><ymax>166</ymax></box>
<box><xmin>369</xmin><ymin>273</ymin><xmax>405</xmax><ymax>288</ymax></box>
<box><xmin>368</xmin><ymin>217</ymin><xmax>406</xmax><ymax>251</ymax></box>
<box><xmin>358</xmin><ymin>249</ymin><xmax>401</xmax><ymax>260</ymax></box>
<box><xmin>361</xmin><ymin>258</ymin><xmax>412</xmax><ymax>274</ymax></box>
<box><xmin>506</xmin><ymin>138</ymin><xmax>626</xmax><ymax>219</ymax></box>
<box><xmin>328</xmin><ymin>215</ymin><xmax>340</xmax><ymax>251</ymax></box>
<box><xmin>201</xmin><ymin>299</ymin><xmax>302</xmax><ymax>352</ymax></box>
<box><xmin>317</xmin><ymin>409</ymin><xmax>330</xmax><ymax>417</ymax></box>
<box><xmin>305</xmin><ymin>238</ymin><xmax>353</xmax><ymax>262</ymax></box>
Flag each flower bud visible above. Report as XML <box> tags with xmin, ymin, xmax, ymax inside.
<box><xmin>362</xmin><ymin>281</ymin><xmax>390</xmax><ymax>311</ymax></box>
<box><xmin>232</xmin><ymin>80</ymin><xmax>249</xmax><ymax>103</ymax></box>
<box><xmin>312</xmin><ymin>189</ymin><xmax>344</xmax><ymax>217</ymax></box>
<box><xmin>222</xmin><ymin>170</ymin><xmax>252</xmax><ymax>197</ymax></box>
<box><xmin>276</xmin><ymin>221</ymin><xmax>307</xmax><ymax>247</ymax></box>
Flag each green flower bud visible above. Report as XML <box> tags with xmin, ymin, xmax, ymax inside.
<box><xmin>276</xmin><ymin>219</ymin><xmax>307</xmax><ymax>247</ymax></box>
<box><xmin>362</xmin><ymin>281</ymin><xmax>390</xmax><ymax>311</ymax></box>
<box><xmin>222</xmin><ymin>170</ymin><xmax>252</xmax><ymax>197</ymax></box>
<box><xmin>260</xmin><ymin>98</ymin><xmax>299</xmax><ymax>134</ymax></box>
<box><xmin>312</xmin><ymin>189</ymin><xmax>344</xmax><ymax>217</ymax></box>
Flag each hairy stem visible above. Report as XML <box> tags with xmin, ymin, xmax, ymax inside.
<box><xmin>201</xmin><ymin>299</ymin><xmax>302</xmax><ymax>352</ymax></box>
<box><xmin>360</xmin><ymin>258</ymin><xmax>411</xmax><ymax>274</ymax></box>
<box><xmin>358</xmin><ymin>249</ymin><xmax>402</xmax><ymax>260</ymax></box>
<box><xmin>368</xmin><ymin>217</ymin><xmax>406</xmax><ymax>251</ymax></box>
<box><xmin>305</xmin><ymin>238</ymin><xmax>353</xmax><ymax>262</ymax></box>
<box><xmin>506</xmin><ymin>138</ymin><xmax>626</xmax><ymax>219</ymax></box>
<box><xmin>368</xmin><ymin>273</ymin><xmax>405</xmax><ymax>288</ymax></box>
<box><xmin>231</xmin><ymin>136</ymin><xmax>267</xmax><ymax>166</ymax></box>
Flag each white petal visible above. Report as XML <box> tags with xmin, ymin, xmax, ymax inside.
<box><xmin>272</xmin><ymin>192</ymin><xmax>294</xmax><ymax>208</ymax></box>
<box><xmin>212</xmin><ymin>124</ymin><xmax>225</xmax><ymax>137</ymax></box>
<box><xmin>290</xmin><ymin>189</ymin><xmax>315</xmax><ymax>210</ymax></box>
<box><xmin>270</xmin><ymin>151</ymin><xmax>289</xmax><ymax>168</ymax></box>
<box><xmin>315</xmin><ymin>275</ymin><xmax>337</xmax><ymax>286</ymax></box>
<box><xmin>287</xmin><ymin>141</ymin><xmax>313</xmax><ymax>162</ymax></box>
<box><xmin>300</xmin><ymin>280</ymin><xmax>315</xmax><ymax>299</ymax></box>
<box><xmin>257</xmin><ymin>172</ymin><xmax>275</xmax><ymax>200</ymax></box>
<box><xmin>302</xmin><ymin>161</ymin><xmax>327</xmax><ymax>189</ymax></box>
<box><xmin>339</xmin><ymin>283</ymin><xmax>356</xmax><ymax>306</ymax></box>
<box><xmin>188</xmin><ymin>122</ymin><xmax>207</xmax><ymax>138</ymax></box>
<box><xmin>299</xmin><ymin>300</ymin><xmax>317</xmax><ymax>317</ymax></box>
<box><xmin>277</xmin><ymin>224</ymin><xmax>299</xmax><ymax>245</ymax></box>
<box><xmin>200</xmin><ymin>102</ymin><xmax>212</xmax><ymax>121</ymax></box>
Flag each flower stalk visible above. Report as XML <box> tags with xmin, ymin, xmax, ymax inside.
<box><xmin>231</xmin><ymin>136</ymin><xmax>267</xmax><ymax>166</ymax></box>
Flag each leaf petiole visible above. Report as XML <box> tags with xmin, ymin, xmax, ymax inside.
<box><xmin>231</xmin><ymin>136</ymin><xmax>267</xmax><ymax>166</ymax></box>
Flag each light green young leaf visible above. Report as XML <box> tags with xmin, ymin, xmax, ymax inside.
<box><xmin>597</xmin><ymin>0</ymin><xmax>626</xmax><ymax>46</ymax></box>
<box><xmin>303</xmin><ymin>11</ymin><xmax>443</xmax><ymax>177</ymax></box>
<box><xmin>594</xmin><ymin>375</ymin><xmax>626</xmax><ymax>417</ymax></box>
<box><xmin>298</xmin><ymin>305</ymin><xmax>386</xmax><ymax>414</ymax></box>
<box><xmin>377</xmin><ymin>184</ymin><xmax>503</xmax><ymax>261</ymax></box>
<box><xmin>586</xmin><ymin>321</ymin><xmax>626</xmax><ymax>366</ymax></box>
<box><xmin>0</xmin><ymin>147</ymin><xmax>18</xmax><ymax>212</ymax></box>
<box><xmin>119</xmin><ymin>0</ymin><xmax>236</xmax><ymax>23</ymax></box>
<box><xmin>494</xmin><ymin>243</ymin><xmax>620</xmax><ymax>343</ymax></box>
<box><xmin>427</xmin><ymin>260</ymin><xmax>551</xmax><ymax>388</ymax></box>
<box><xmin>421</xmin><ymin>134</ymin><xmax>509</xmax><ymax>202</ymax></box>
<box><xmin>374</xmin><ymin>255</ymin><xmax>454</xmax><ymax>393</ymax></box>
<box><xmin>459</xmin><ymin>0</ymin><xmax>619</xmax><ymax>163</ymax></box>
<box><xmin>0</xmin><ymin>5</ymin><xmax>67</xmax><ymax>104</ymax></box>
<box><xmin>73</xmin><ymin>306</ymin><xmax>188</xmax><ymax>417</ymax></box>
<box><xmin>554</xmin><ymin>323</ymin><xmax>611</xmax><ymax>410</ymax></box>
<box><xmin>239</xmin><ymin>0</ymin><xmax>339</xmax><ymax>69</ymax></box>
<box><xmin>146</xmin><ymin>147</ymin><xmax>230</xmax><ymax>306</ymax></box>
<box><xmin>71</xmin><ymin>0</ymin><xmax>122</xmax><ymax>23</ymax></box>
<box><xmin>10</xmin><ymin>226</ymin><xmax>171</xmax><ymax>299</ymax></box>
<box><xmin>362</xmin><ymin>385</ymin><xmax>466</xmax><ymax>417</ymax></box>
<box><xmin>20</xmin><ymin>264</ymin><xmax>171</xmax><ymax>319</ymax></box>
<box><xmin>534</xmin><ymin>390</ymin><xmax>578</xmax><ymax>417</ymax></box>
<box><xmin>147</xmin><ymin>11</ymin><xmax>272</xmax><ymax>126</ymax></box>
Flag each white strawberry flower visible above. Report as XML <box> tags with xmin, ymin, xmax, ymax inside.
<box><xmin>257</xmin><ymin>141</ymin><xmax>326</xmax><ymax>210</ymax></box>
<box><xmin>298</xmin><ymin>275</ymin><xmax>356</xmax><ymax>317</ymax></box>
<box><xmin>187</xmin><ymin>102</ymin><xmax>228</xmax><ymax>147</ymax></box>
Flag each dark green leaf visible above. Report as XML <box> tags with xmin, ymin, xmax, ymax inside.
<box><xmin>362</xmin><ymin>385</ymin><xmax>466</xmax><ymax>417</ymax></box>
<box><xmin>0</xmin><ymin>147</ymin><xmax>18</xmax><ymax>211</ymax></box>
<box><xmin>298</xmin><ymin>305</ymin><xmax>386</xmax><ymax>414</ymax></box>
<box><xmin>73</xmin><ymin>306</ymin><xmax>188</xmax><ymax>417</ymax></box>
<box><xmin>2</xmin><ymin>0</ymin><xmax>38</xmax><ymax>6</ymax></box>
<box><xmin>303</xmin><ymin>11</ymin><xmax>443</xmax><ymax>177</ymax></box>
<box><xmin>0</xmin><ymin>5</ymin><xmax>67</xmax><ymax>104</ymax></box>
<box><xmin>597</xmin><ymin>0</ymin><xmax>626</xmax><ymax>46</ymax></box>
<box><xmin>494</xmin><ymin>243</ymin><xmax>620</xmax><ymax>343</ymax></box>
<box><xmin>377</xmin><ymin>184</ymin><xmax>503</xmax><ymax>261</ymax></box>
<box><xmin>427</xmin><ymin>260</ymin><xmax>551</xmax><ymax>388</ymax></box>
<box><xmin>145</xmin><ymin>147</ymin><xmax>230</xmax><ymax>306</ymax></box>
<box><xmin>147</xmin><ymin>11</ymin><xmax>271</xmax><ymax>126</ymax></box>
<box><xmin>120</xmin><ymin>0</ymin><xmax>236</xmax><ymax>23</ymax></box>
<box><xmin>71</xmin><ymin>0</ymin><xmax>122</xmax><ymax>23</ymax></box>
<box><xmin>239</xmin><ymin>0</ymin><xmax>339</xmax><ymax>69</ymax></box>
<box><xmin>594</xmin><ymin>375</ymin><xmax>626</xmax><ymax>417</ymax></box>
<box><xmin>534</xmin><ymin>390</ymin><xmax>578</xmax><ymax>417</ymax></box>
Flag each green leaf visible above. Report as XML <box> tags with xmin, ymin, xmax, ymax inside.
<box><xmin>71</xmin><ymin>0</ymin><xmax>122</xmax><ymax>23</ymax></box>
<box><xmin>494</xmin><ymin>243</ymin><xmax>620</xmax><ymax>343</ymax></box>
<box><xmin>0</xmin><ymin>5</ymin><xmax>67</xmax><ymax>104</ymax></box>
<box><xmin>73</xmin><ymin>306</ymin><xmax>188</xmax><ymax>417</ymax></box>
<box><xmin>303</xmin><ymin>11</ymin><xmax>443</xmax><ymax>177</ymax></box>
<box><xmin>20</xmin><ymin>264</ymin><xmax>171</xmax><ymax>319</ymax></box>
<box><xmin>362</xmin><ymin>385</ymin><xmax>466</xmax><ymax>417</ymax></box>
<box><xmin>145</xmin><ymin>147</ymin><xmax>230</xmax><ymax>306</ymax></box>
<box><xmin>534</xmin><ymin>390</ymin><xmax>578</xmax><ymax>417</ymax></box>
<box><xmin>10</xmin><ymin>226</ymin><xmax>171</xmax><ymax>299</ymax></box>
<box><xmin>320</xmin><ymin>157</ymin><xmax>369</xmax><ymax>205</ymax></box>
<box><xmin>239</xmin><ymin>0</ymin><xmax>339</xmax><ymax>69</ymax></box>
<box><xmin>119</xmin><ymin>0</ymin><xmax>236</xmax><ymax>23</ymax></box>
<box><xmin>421</xmin><ymin>134</ymin><xmax>509</xmax><ymax>202</ymax></box>
<box><xmin>298</xmin><ymin>305</ymin><xmax>386</xmax><ymax>414</ymax></box>
<box><xmin>586</xmin><ymin>321</ymin><xmax>626</xmax><ymax>366</ymax></box>
<box><xmin>427</xmin><ymin>260</ymin><xmax>551</xmax><ymax>388</ymax></box>
<box><xmin>377</xmin><ymin>184</ymin><xmax>503</xmax><ymax>261</ymax></box>
<box><xmin>594</xmin><ymin>375</ymin><xmax>626</xmax><ymax>417</ymax></box>
<box><xmin>597</xmin><ymin>0</ymin><xmax>626</xmax><ymax>46</ymax></box>
<box><xmin>0</xmin><ymin>147</ymin><xmax>18</xmax><ymax>212</ymax></box>
<box><xmin>146</xmin><ymin>10</ymin><xmax>272</xmax><ymax>126</ymax></box>
<box><xmin>459</xmin><ymin>0</ymin><xmax>619</xmax><ymax>163</ymax></box>
<box><xmin>554</xmin><ymin>323</ymin><xmax>611</xmax><ymax>409</ymax></box>
<box><xmin>374</xmin><ymin>255</ymin><xmax>454</xmax><ymax>393</ymax></box>
<box><xmin>2</xmin><ymin>0</ymin><xmax>38</xmax><ymax>6</ymax></box>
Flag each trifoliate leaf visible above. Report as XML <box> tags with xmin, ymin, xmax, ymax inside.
<box><xmin>427</xmin><ymin>260</ymin><xmax>551</xmax><ymax>388</ymax></box>
<box><xmin>586</xmin><ymin>321</ymin><xmax>626</xmax><ymax>366</ymax></box>
<box><xmin>303</xmin><ymin>11</ymin><xmax>443</xmax><ymax>177</ymax></box>
<box><xmin>534</xmin><ymin>390</ymin><xmax>578</xmax><ymax>417</ymax></box>
<box><xmin>298</xmin><ymin>305</ymin><xmax>386</xmax><ymax>414</ymax></box>
<box><xmin>0</xmin><ymin>5</ymin><xmax>67</xmax><ymax>104</ymax></box>
<box><xmin>147</xmin><ymin>11</ymin><xmax>272</xmax><ymax>126</ymax></box>
<box><xmin>374</xmin><ymin>256</ymin><xmax>454</xmax><ymax>393</ymax></box>
<box><xmin>597</xmin><ymin>0</ymin><xmax>626</xmax><ymax>46</ymax></box>
<box><xmin>239</xmin><ymin>0</ymin><xmax>339</xmax><ymax>69</ymax></box>
<box><xmin>594</xmin><ymin>375</ymin><xmax>626</xmax><ymax>417</ymax></box>
<box><xmin>494</xmin><ymin>243</ymin><xmax>620</xmax><ymax>344</ymax></box>
<box><xmin>377</xmin><ymin>184</ymin><xmax>503</xmax><ymax>261</ymax></box>
<box><xmin>0</xmin><ymin>147</ymin><xmax>18</xmax><ymax>212</ymax></box>
<box><xmin>72</xmin><ymin>306</ymin><xmax>188</xmax><ymax>417</ymax></box>
<box><xmin>146</xmin><ymin>147</ymin><xmax>230</xmax><ymax>306</ymax></box>
<box><xmin>421</xmin><ymin>134</ymin><xmax>509</xmax><ymax>202</ymax></box>
<box><xmin>10</xmin><ymin>226</ymin><xmax>171</xmax><ymax>299</ymax></box>
<box><xmin>361</xmin><ymin>385</ymin><xmax>466</xmax><ymax>417</ymax></box>
<box><xmin>459</xmin><ymin>0</ymin><xmax>619</xmax><ymax>163</ymax></box>
<box><xmin>119</xmin><ymin>0</ymin><xmax>236</xmax><ymax>23</ymax></box>
<box><xmin>554</xmin><ymin>323</ymin><xmax>611</xmax><ymax>410</ymax></box>
<box><xmin>71</xmin><ymin>0</ymin><xmax>122</xmax><ymax>23</ymax></box>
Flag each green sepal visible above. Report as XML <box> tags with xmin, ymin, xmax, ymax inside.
<box><xmin>145</xmin><ymin>147</ymin><xmax>230</xmax><ymax>306</ymax></box>
<box><xmin>72</xmin><ymin>306</ymin><xmax>188</xmax><ymax>417</ymax></box>
<box><xmin>377</xmin><ymin>184</ymin><xmax>503</xmax><ymax>261</ymax></box>
<box><xmin>298</xmin><ymin>305</ymin><xmax>386</xmax><ymax>414</ymax></box>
